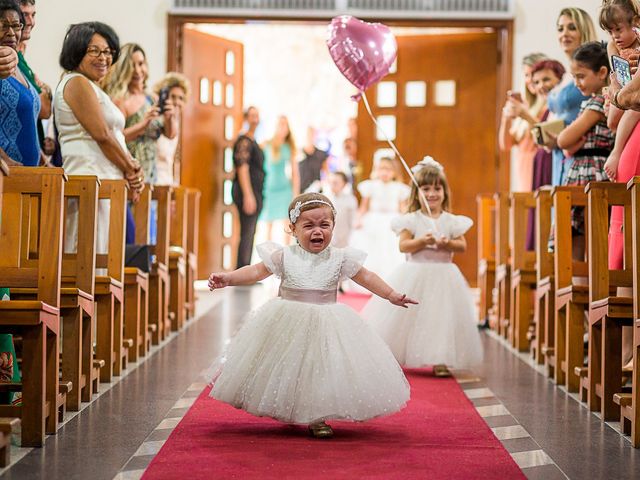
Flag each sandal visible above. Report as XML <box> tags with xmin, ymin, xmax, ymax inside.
<box><xmin>308</xmin><ymin>421</ymin><xmax>334</xmax><ymax>439</ymax></box>
<box><xmin>434</xmin><ymin>364</ymin><xmax>452</xmax><ymax>377</ymax></box>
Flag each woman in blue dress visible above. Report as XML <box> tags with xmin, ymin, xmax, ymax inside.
<box><xmin>260</xmin><ymin>115</ymin><xmax>299</xmax><ymax>242</ymax></box>
<box><xmin>546</xmin><ymin>7</ymin><xmax>597</xmax><ymax>186</ymax></box>
<box><xmin>0</xmin><ymin>2</ymin><xmax>39</xmax><ymax>166</ymax></box>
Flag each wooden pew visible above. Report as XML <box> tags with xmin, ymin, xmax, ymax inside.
<box><xmin>11</xmin><ymin>176</ymin><xmax>101</xmax><ymax>410</ymax></box>
<box><xmin>185</xmin><ymin>188</ymin><xmax>201</xmax><ymax>320</ymax></box>
<box><xmin>533</xmin><ymin>187</ymin><xmax>555</xmax><ymax>373</ymax></box>
<box><xmin>476</xmin><ymin>194</ymin><xmax>495</xmax><ymax>328</ymax></box>
<box><xmin>94</xmin><ymin>180</ymin><xmax>128</xmax><ymax>382</ymax></box>
<box><xmin>0</xmin><ymin>166</ymin><xmax>64</xmax><ymax>446</ymax></box>
<box><xmin>149</xmin><ymin>185</ymin><xmax>172</xmax><ymax>344</ymax></box>
<box><xmin>124</xmin><ymin>187</ymin><xmax>151</xmax><ymax>362</ymax></box>
<box><xmin>0</xmin><ymin>417</ymin><xmax>19</xmax><ymax>466</ymax></box>
<box><xmin>553</xmin><ymin>186</ymin><xmax>589</xmax><ymax>394</ymax></box>
<box><xmin>623</xmin><ymin>176</ymin><xmax>640</xmax><ymax>446</ymax></box>
<box><xmin>494</xmin><ymin>193</ymin><xmax>511</xmax><ymax>338</ymax></box>
<box><xmin>586</xmin><ymin>182</ymin><xmax>633</xmax><ymax>421</ymax></box>
<box><xmin>508</xmin><ymin>192</ymin><xmax>536</xmax><ymax>352</ymax></box>
<box><xmin>169</xmin><ymin>185</ymin><xmax>187</xmax><ymax>331</ymax></box>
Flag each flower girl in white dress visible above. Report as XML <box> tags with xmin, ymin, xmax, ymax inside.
<box><xmin>362</xmin><ymin>158</ymin><xmax>483</xmax><ymax>377</ymax></box>
<box><xmin>207</xmin><ymin>192</ymin><xmax>417</xmax><ymax>438</ymax></box>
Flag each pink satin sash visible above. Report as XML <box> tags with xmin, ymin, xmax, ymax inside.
<box><xmin>279</xmin><ymin>286</ymin><xmax>337</xmax><ymax>304</ymax></box>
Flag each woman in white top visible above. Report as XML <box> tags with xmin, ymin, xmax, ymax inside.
<box><xmin>53</xmin><ymin>22</ymin><xmax>143</xmax><ymax>253</ymax></box>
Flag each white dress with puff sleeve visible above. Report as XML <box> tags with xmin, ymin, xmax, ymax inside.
<box><xmin>209</xmin><ymin>242</ymin><xmax>410</xmax><ymax>424</ymax></box>
<box><xmin>362</xmin><ymin>211</ymin><xmax>483</xmax><ymax>369</ymax></box>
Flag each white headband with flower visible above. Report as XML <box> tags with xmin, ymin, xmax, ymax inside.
<box><xmin>411</xmin><ymin>156</ymin><xmax>444</xmax><ymax>174</ymax></box>
<box><xmin>289</xmin><ymin>200</ymin><xmax>337</xmax><ymax>224</ymax></box>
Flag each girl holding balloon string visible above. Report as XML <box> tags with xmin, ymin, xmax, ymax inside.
<box><xmin>362</xmin><ymin>157</ymin><xmax>483</xmax><ymax>377</ymax></box>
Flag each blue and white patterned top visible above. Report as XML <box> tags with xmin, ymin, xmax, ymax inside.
<box><xmin>0</xmin><ymin>76</ymin><xmax>41</xmax><ymax>166</ymax></box>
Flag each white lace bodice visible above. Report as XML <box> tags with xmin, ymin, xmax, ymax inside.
<box><xmin>391</xmin><ymin>211</ymin><xmax>473</xmax><ymax>263</ymax></box>
<box><xmin>257</xmin><ymin>243</ymin><xmax>366</xmax><ymax>291</ymax></box>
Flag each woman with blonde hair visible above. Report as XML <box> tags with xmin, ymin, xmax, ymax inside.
<box><xmin>260</xmin><ymin>115</ymin><xmax>300</xmax><ymax>242</ymax></box>
<box><xmin>152</xmin><ymin>71</ymin><xmax>190</xmax><ymax>185</ymax></box>
<box><xmin>102</xmin><ymin>43</ymin><xmax>177</xmax><ymax>184</ymax></box>
<box><xmin>498</xmin><ymin>52</ymin><xmax>548</xmax><ymax>191</ymax></box>
<box><xmin>546</xmin><ymin>7</ymin><xmax>597</xmax><ymax>186</ymax></box>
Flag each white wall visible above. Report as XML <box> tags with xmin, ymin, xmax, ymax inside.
<box><xmin>29</xmin><ymin>0</ymin><xmax>606</xmax><ymax>91</ymax></box>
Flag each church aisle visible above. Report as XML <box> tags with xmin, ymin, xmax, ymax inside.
<box><xmin>1</xmin><ymin>286</ymin><xmax>639</xmax><ymax>479</ymax></box>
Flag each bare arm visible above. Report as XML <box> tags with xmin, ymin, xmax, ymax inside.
<box><xmin>64</xmin><ymin>76</ymin><xmax>138</xmax><ymax>176</ymax></box>
<box><xmin>162</xmin><ymin>103</ymin><xmax>177</xmax><ymax>140</ymax></box>
<box><xmin>351</xmin><ymin>267</ymin><xmax>418</xmax><ymax>308</ymax></box>
<box><xmin>208</xmin><ymin>262</ymin><xmax>272</xmax><ymax>289</ymax></box>
<box><xmin>436</xmin><ymin>235</ymin><xmax>467</xmax><ymax>253</ymax></box>
<box><xmin>557</xmin><ymin>109</ymin><xmax>603</xmax><ymax>149</ymax></box>
<box><xmin>498</xmin><ymin>114</ymin><xmax>515</xmax><ymax>152</ymax></box>
<box><xmin>608</xmin><ymin>104</ymin><xmax>624</xmax><ymax>130</ymax></box>
<box><xmin>398</xmin><ymin>229</ymin><xmax>433</xmax><ymax>253</ymax></box>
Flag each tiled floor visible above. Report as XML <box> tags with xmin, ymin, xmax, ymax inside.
<box><xmin>2</xmin><ymin>284</ymin><xmax>640</xmax><ymax>479</ymax></box>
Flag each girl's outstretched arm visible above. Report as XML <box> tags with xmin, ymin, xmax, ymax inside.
<box><xmin>351</xmin><ymin>267</ymin><xmax>418</xmax><ymax>308</ymax></box>
<box><xmin>208</xmin><ymin>262</ymin><xmax>272</xmax><ymax>290</ymax></box>
<box><xmin>557</xmin><ymin>109</ymin><xmax>603</xmax><ymax>149</ymax></box>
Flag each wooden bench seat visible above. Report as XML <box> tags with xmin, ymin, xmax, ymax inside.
<box><xmin>0</xmin><ymin>166</ymin><xmax>65</xmax><ymax>446</ymax></box>
<box><xmin>185</xmin><ymin>188</ymin><xmax>201</xmax><ymax>320</ymax></box>
<box><xmin>494</xmin><ymin>193</ymin><xmax>511</xmax><ymax>338</ymax></box>
<box><xmin>476</xmin><ymin>194</ymin><xmax>496</xmax><ymax>328</ymax></box>
<box><xmin>0</xmin><ymin>417</ymin><xmax>20</xmax><ymax>467</ymax></box>
<box><xmin>552</xmin><ymin>186</ymin><xmax>589</xmax><ymax>393</ymax></box>
<box><xmin>586</xmin><ymin>182</ymin><xmax>634</xmax><ymax>421</ymax></box>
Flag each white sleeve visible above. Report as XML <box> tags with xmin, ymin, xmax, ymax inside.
<box><xmin>448</xmin><ymin>214</ymin><xmax>474</xmax><ymax>238</ymax></box>
<box><xmin>390</xmin><ymin>214</ymin><xmax>415</xmax><ymax>236</ymax></box>
<box><xmin>340</xmin><ymin>247</ymin><xmax>368</xmax><ymax>280</ymax></box>
<box><xmin>256</xmin><ymin>242</ymin><xmax>284</xmax><ymax>278</ymax></box>
<box><xmin>357</xmin><ymin>180</ymin><xmax>373</xmax><ymax>197</ymax></box>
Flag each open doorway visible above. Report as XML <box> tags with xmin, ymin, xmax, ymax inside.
<box><xmin>169</xmin><ymin>16</ymin><xmax>513</xmax><ymax>284</ymax></box>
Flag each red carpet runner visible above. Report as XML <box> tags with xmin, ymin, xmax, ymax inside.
<box><xmin>143</xmin><ymin>294</ymin><xmax>525</xmax><ymax>479</ymax></box>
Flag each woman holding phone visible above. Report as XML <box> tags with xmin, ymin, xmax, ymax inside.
<box><xmin>498</xmin><ymin>52</ymin><xmax>547</xmax><ymax>192</ymax></box>
<box><xmin>102</xmin><ymin>43</ymin><xmax>177</xmax><ymax>185</ymax></box>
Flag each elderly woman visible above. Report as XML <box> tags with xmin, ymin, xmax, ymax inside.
<box><xmin>0</xmin><ymin>0</ymin><xmax>39</xmax><ymax>166</ymax></box>
<box><xmin>53</xmin><ymin>22</ymin><xmax>143</xmax><ymax>253</ymax></box>
<box><xmin>152</xmin><ymin>71</ymin><xmax>190</xmax><ymax>185</ymax></box>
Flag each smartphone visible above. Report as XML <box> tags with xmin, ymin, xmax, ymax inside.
<box><xmin>157</xmin><ymin>87</ymin><xmax>170</xmax><ymax>114</ymax></box>
<box><xmin>612</xmin><ymin>55</ymin><xmax>632</xmax><ymax>87</ymax></box>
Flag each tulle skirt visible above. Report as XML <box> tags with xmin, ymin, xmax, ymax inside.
<box><xmin>363</xmin><ymin>262</ymin><xmax>483</xmax><ymax>369</ymax></box>
<box><xmin>210</xmin><ymin>298</ymin><xmax>410</xmax><ymax>424</ymax></box>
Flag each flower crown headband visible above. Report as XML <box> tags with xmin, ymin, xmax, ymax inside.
<box><xmin>289</xmin><ymin>200</ymin><xmax>337</xmax><ymax>224</ymax></box>
<box><xmin>411</xmin><ymin>156</ymin><xmax>444</xmax><ymax>174</ymax></box>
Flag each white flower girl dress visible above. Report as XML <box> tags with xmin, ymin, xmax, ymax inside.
<box><xmin>362</xmin><ymin>211</ymin><xmax>483</xmax><ymax>369</ymax></box>
<box><xmin>209</xmin><ymin>241</ymin><xmax>410</xmax><ymax>424</ymax></box>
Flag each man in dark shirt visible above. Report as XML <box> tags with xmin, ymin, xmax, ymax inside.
<box><xmin>298</xmin><ymin>127</ymin><xmax>328</xmax><ymax>193</ymax></box>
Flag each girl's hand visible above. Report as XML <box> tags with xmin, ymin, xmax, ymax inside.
<box><xmin>208</xmin><ymin>272</ymin><xmax>231</xmax><ymax>290</ymax></box>
<box><xmin>435</xmin><ymin>236</ymin><xmax>451</xmax><ymax>249</ymax></box>
<box><xmin>422</xmin><ymin>233</ymin><xmax>437</xmax><ymax>247</ymax></box>
<box><xmin>387</xmin><ymin>291</ymin><xmax>419</xmax><ymax>308</ymax></box>
<box><xmin>604</xmin><ymin>151</ymin><xmax>620</xmax><ymax>181</ymax></box>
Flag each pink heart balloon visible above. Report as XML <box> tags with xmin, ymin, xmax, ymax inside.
<box><xmin>327</xmin><ymin>15</ymin><xmax>397</xmax><ymax>95</ymax></box>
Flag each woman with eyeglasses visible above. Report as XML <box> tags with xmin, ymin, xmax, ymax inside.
<box><xmin>0</xmin><ymin>0</ymin><xmax>39</xmax><ymax>166</ymax></box>
<box><xmin>52</xmin><ymin>21</ymin><xmax>144</xmax><ymax>255</ymax></box>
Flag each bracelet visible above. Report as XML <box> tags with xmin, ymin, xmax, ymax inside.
<box><xmin>613</xmin><ymin>90</ymin><xmax>625</xmax><ymax>110</ymax></box>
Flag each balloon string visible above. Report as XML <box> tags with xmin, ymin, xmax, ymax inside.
<box><xmin>360</xmin><ymin>91</ymin><xmax>438</xmax><ymax>232</ymax></box>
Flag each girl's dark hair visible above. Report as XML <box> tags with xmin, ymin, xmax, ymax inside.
<box><xmin>599</xmin><ymin>0</ymin><xmax>640</xmax><ymax>30</ymax></box>
<box><xmin>407</xmin><ymin>166</ymin><xmax>451</xmax><ymax>213</ymax></box>
<box><xmin>59</xmin><ymin>22</ymin><xmax>120</xmax><ymax>71</ymax></box>
<box><xmin>572</xmin><ymin>41</ymin><xmax>610</xmax><ymax>74</ymax></box>
<box><xmin>531</xmin><ymin>59</ymin><xmax>566</xmax><ymax>81</ymax></box>
<box><xmin>0</xmin><ymin>0</ymin><xmax>25</xmax><ymax>29</ymax></box>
